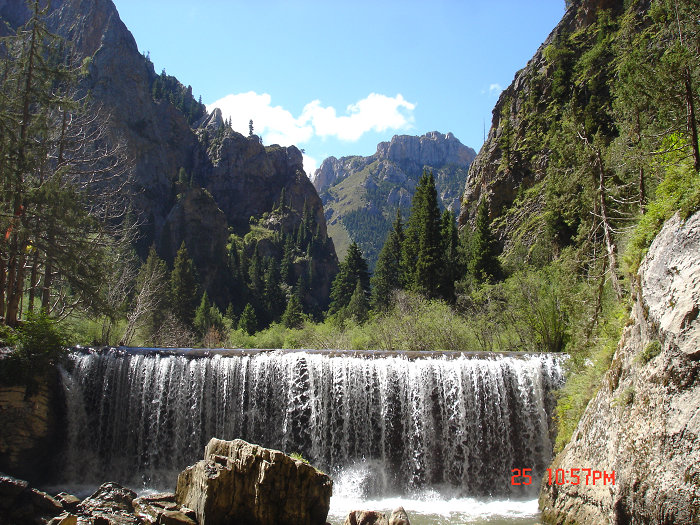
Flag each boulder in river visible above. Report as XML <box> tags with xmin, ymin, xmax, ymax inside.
<box><xmin>342</xmin><ymin>510</ymin><xmax>389</xmax><ymax>525</ymax></box>
<box><xmin>175</xmin><ymin>437</ymin><xmax>332</xmax><ymax>525</ymax></box>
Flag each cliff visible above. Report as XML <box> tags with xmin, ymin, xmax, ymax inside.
<box><xmin>539</xmin><ymin>212</ymin><xmax>700</xmax><ymax>524</ymax></box>
<box><xmin>0</xmin><ymin>0</ymin><xmax>337</xmax><ymax>310</ymax></box>
<box><xmin>458</xmin><ymin>0</ymin><xmax>628</xmax><ymax>244</ymax></box>
<box><xmin>315</xmin><ymin>131</ymin><xmax>475</xmax><ymax>266</ymax></box>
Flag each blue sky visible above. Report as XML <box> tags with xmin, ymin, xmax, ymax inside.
<box><xmin>112</xmin><ymin>1</ymin><xmax>565</xmax><ymax>177</ymax></box>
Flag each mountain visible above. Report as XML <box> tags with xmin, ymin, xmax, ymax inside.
<box><xmin>458</xmin><ymin>0</ymin><xmax>700</xmax><ymax>522</ymax></box>
<box><xmin>0</xmin><ymin>0</ymin><xmax>338</xmax><ymax>314</ymax></box>
<box><xmin>314</xmin><ymin>131</ymin><xmax>476</xmax><ymax>268</ymax></box>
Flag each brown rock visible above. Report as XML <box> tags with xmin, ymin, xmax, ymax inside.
<box><xmin>176</xmin><ymin>438</ymin><xmax>332</xmax><ymax>525</ymax></box>
<box><xmin>342</xmin><ymin>510</ymin><xmax>389</xmax><ymax>525</ymax></box>
<box><xmin>77</xmin><ymin>482</ymin><xmax>139</xmax><ymax>525</ymax></box>
<box><xmin>55</xmin><ymin>492</ymin><xmax>81</xmax><ymax>511</ymax></box>
<box><xmin>539</xmin><ymin>212</ymin><xmax>700</xmax><ymax>524</ymax></box>
<box><xmin>388</xmin><ymin>507</ymin><xmax>410</xmax><ymax>525</ymax></box>
<box><xmin>157</xmin><ymin>508</ymin><xmax>197</xmax><ymax>525</ymax></box>
<box><xmin>47</xmin><ymin>512</ymin><xmax>78</xmax><ymax>525</ymax></box>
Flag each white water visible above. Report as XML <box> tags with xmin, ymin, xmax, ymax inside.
<box><xmin>59</xmin><ymin>349</ymin><xmax>563</xmax><ymax>505</ymax></box>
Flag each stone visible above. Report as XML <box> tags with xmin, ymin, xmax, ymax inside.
<box><xmin>47</xmin><ymin>512</ymin><xmax>78</xmax><ymax>525</ymax></box>
<box><xmin>133</xmin><ymin>493</ymin><xmax>196</xmax><ymax>525</ymax></box>
<box><xmin>0</xmin><ymin>474</ymin><xmax>29</xmax><ymax>508</ymax></box>
<box><xmin>77</xmin><ymin>482</ymin><xmax>140</xmax><ymax>525</ymax></box>
<box><xmin>55</xmin><ymin>492</ymin><xmax>81</xmax><ymax>511</ymax></box>
<box><xmin>157</xmin><ymin>508</ymin><xmax>197</xmax><ymax>525</ymax></box>
<box><xmin>388</xmin><ymin>506</ymin><xmax>410</xmax><ymax>525</ymax></box>
<box><xmin>342</xmin><ymin>510</ymin><xmax>389</xmax><ymax>525</ymax></box>
<box><xmin>176</xmin><ymin>437</ymin><xmax>332</xmax><ymax>525</ymax></box>
<box><xmin>539</xmin><ymin>212</ymin><xmax>700</xmax><ymax>524</ymax></box>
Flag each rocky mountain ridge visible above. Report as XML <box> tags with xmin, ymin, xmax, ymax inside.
<box><xmin>0</xmin><ymin>0</ymin><xmax>337</xmax><ymax>311</ymax></box>
<box><xmin>458</xmin><ymin>0</ymin><xmax>624</xmax><ymax>239</ymax></box>
<box><xmin>314</xmin><ymin>131</ymin><xmax>475</xmax><ymax>266</ymax></box>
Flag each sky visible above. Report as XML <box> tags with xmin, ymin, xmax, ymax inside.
<box><xmin>111</xmin><ymin>1</ymin><xmax>566</xmax><ymax>177</ymax></box>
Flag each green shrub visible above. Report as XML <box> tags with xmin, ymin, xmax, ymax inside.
<box><xmin>636</xmin><ymin>340</ymin><xmax>662</xmax><ymax>365</ymax></box>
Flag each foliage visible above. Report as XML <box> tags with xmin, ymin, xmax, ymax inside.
<box><xmin>636</xmin><ymin>339</ymin><xmax>662</xmax><ymax>365</ymax></box>
<box><xmin>329</xmin><ymin>242</ymin><xmax>370</xmax><ymax>314</ymax></box>
<box><xmin>0</xmin><ymin>2</ymin><xmax>130</xmax><ymax>325</ymax></box>
<box><xmin>170</xmin><ymin>242</ymin><xmax>198</xmax><ymax>328</ymax></box>
<box><xmin>0</xmin><ymin>311</ymin><xmax>68</xmax><ymax>386</ymax></box>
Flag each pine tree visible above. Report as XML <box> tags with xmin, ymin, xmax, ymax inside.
<box><xmin>346</xmin><ymin>280</ymin><xmax>369</xmax><ymax>323</ymax></box>
<box><xmin>282</xmin><ymin>294</ymin><xmax>304</xmax><ymax>329</ymax></box>
<box><xmin>437</xmin><ymin>209</ymin><xmax>460</xmax><ymax>301</ymax></box>
<box><xmin>371</xmin><ymin>208</ymin><xmax>404</xmax><ymax>310</ymax></box>
<box><xmin>329</xmin><ymin>242</ymin><xmax>370</xmax><ymax>314</ymax></box>
<box><xmin>194</xmin><ymin>291</ymin><xmax>213</xmax><ymax>335</ymax></box>
<box><xmin>170</xmin><ymin>242</ymin><xmax>198</xmax><ymax>327</ymax></box>
<box><xmin>414</xmin><ymin>172</ymin><xmax>442</xmax><ymax>297</ymax></box>
<box><xmin>238</xmin><ymin>303</ymin><xmax>257</xmax><ymax>335</ymax></box>
<box><xmin>467</xmin><ymin>200</ymin><xmax>502</xmax><ymax>283</ymax></box>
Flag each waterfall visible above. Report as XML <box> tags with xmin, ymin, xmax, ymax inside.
<box><xmin>59</xmin><ymin>348</ymin><xmax>564</xmax><ymax>496</ymax></box>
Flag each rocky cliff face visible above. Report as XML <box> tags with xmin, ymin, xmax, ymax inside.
<box><xmin>314</xmin><ymin>132</ymin><xmax>475</xmax><ymax>266</ymax></box>
<box><xmin>458</xmin><ymin>0</ymin><xmax>626</xmax><ymax>239</ymax></box>
<box><xmin>539</xmin><ymin>212</ymin><xmax>700</xmax><ymax>524</ymax></box>
<box><xmin>0</xmin><ymin>0</ymin><xmax>337</xmax><ymax>308</ymax></box>
<box><xmin>0</xmin><ymin>368</ymin><xmax>63</xmax><ymax>484</ymax></box>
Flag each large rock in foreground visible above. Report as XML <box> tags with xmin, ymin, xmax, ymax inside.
<box><xmin>539</xmin><ymin>212</ymin><xmax>700</xmax><ymax>523</ymax></box>
<box><xmin>175</xmin><ymin>438</ymin><xmax>332</xmax><ymax>525</ymax></box>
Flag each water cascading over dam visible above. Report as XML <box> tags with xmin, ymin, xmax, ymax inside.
<box><xmin>59</xmin><ymin>348</ymin><xmax>564</xmax><ymax>496</ymax></box>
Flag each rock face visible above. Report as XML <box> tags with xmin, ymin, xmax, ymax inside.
<box><xmin>0</xmin><ymin>474</ymin><xmax>63</xmax><ymax>524</ymax></box>
<box><xmin>175</xmin><ymin>438</ymin><xmax>332</xmax><ymax>525</ymax></box>
<box><xmin>458</xmin><ymin>0</ymin><xmax>624</xmax><ymax>242</ymax></box>
<box><xmin>0</xmin><ymin>0</ymin><xmax>337</xmax><ymax>309</ymax></box>
<box><xmin>539</xmin><ymin>212</ymin><xmax>700</xmax><ymax>524</ymax></box>
<box><xmin>0</xmin><ymin>368</ymin><xmax>63</xmax><ymax>484</ymax></box>
<box><xmin>314</xmin><ymin>131</ymin><xmax>475</xmax><ymax>266</ymax></box>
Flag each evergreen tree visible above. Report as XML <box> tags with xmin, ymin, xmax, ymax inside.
<box><xmin>346</xmin><ymin>280</ymin><xmax>370</xmax><ymax>323</ymax></box>
<box><xmin>194</xmin><ymin>292</ymin><xmax>213</xmax><ymax>335</ymax></box>
<box><xmin>282</xmin><ymin>294</ymin><xmax>304</xmax><ymax>329</ymax></box>
<box><xmin>414</xmin><ymin>172</ymin><xmax>442</xmax><ymax>297</ymax></box>
<box><xmin>280</xmin><ymin>234</ymin><xmax>294</xmax><ymax>285</ymax></box>
<box><xmin>437</xmin><ymin>209</ymin><xmax>460</xmax><ymax>301</ymax></box>
<box><xmin>238</xmin><ymin>303</ymin><xmax>257</xmax><ymax>335</ymax></box>
<box><xmin>263</xmin><ymin>259</ymin><xmax>285</xmax><ymax>322</ymax></box>
<box><xmin>329</xmin><ymin>242</ymin><xmax>370</xmax><ymax>314</ymax></box>
<box><xmin>467</xmin><ymin>200</ymin><xmax>502</xmax><ymax>283</ymax></box>
<box><xmin>371</xmin><ymin>208</ymin><xmax>404</xmax><ymax>310</ymax></box>
<box><xmin>170</xmin><ymin>241</ymin><xmax>198</xmax><ymax>327</ymax></box>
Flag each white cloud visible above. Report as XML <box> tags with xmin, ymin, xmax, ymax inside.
<box><xmin>302</xmin><ymin>153</ymin><xmax>318</xmax><ymax>178</ymax></box>
<box><xmin>208</xmin><ymin>92</ymin><xmax>416</xmax><ymax>146</ymax></box>
<box><xmin>488</xmin><ymin>83</ymin><xmax>503</xmax><ymax>96</ymax></box>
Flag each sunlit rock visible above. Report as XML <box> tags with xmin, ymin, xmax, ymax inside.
<box><xmin>176</xmin><ymin>437</ymin><xmax>332</xmax><ymax>525</ymax></box>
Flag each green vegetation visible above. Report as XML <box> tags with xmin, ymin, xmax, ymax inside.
<box><xmin>1</xmin><ymin>0</ymin><xmax>699</xmax><ymax>458</ymax></box>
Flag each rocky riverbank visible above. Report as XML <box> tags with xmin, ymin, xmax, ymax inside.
<box><xmin>539</xmin><ymin>212</ymin><xmax>700</xmax><ymax>523</ymax></box>
<box><xmin>0</xmin><ymin>438</ymin><xmax>412</xmax><ymax>525</ymax></box>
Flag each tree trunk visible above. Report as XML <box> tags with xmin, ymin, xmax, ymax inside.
<box><xmin>595</xmin><ymin>147</ymin><xmax>623</xmax><ymax>301</ymax></box>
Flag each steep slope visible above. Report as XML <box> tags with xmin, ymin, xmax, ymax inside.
<box><xmin>458</xmin><ymin>0</ymin><xmax>628</xmax><ymax>250</ymax></box>
<box><xmin>315</xmin><ymin>131</ymin><xmax>475</xmax><ymax>267</ymax></box>
<box><xmin>540</xmin><ymin>212</ymin><xmax>700</xmax><ymax>524</ymax></box>
<box><xmin>0</xmin><ymin>0</ymin><xmax>337</xmax><ymax>312</ymax></box>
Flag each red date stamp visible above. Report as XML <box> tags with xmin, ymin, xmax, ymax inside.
<box><xmin>511</xmin><ymin>468</ymin><xmax>616</xmax><ymax>486</ymax></box>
